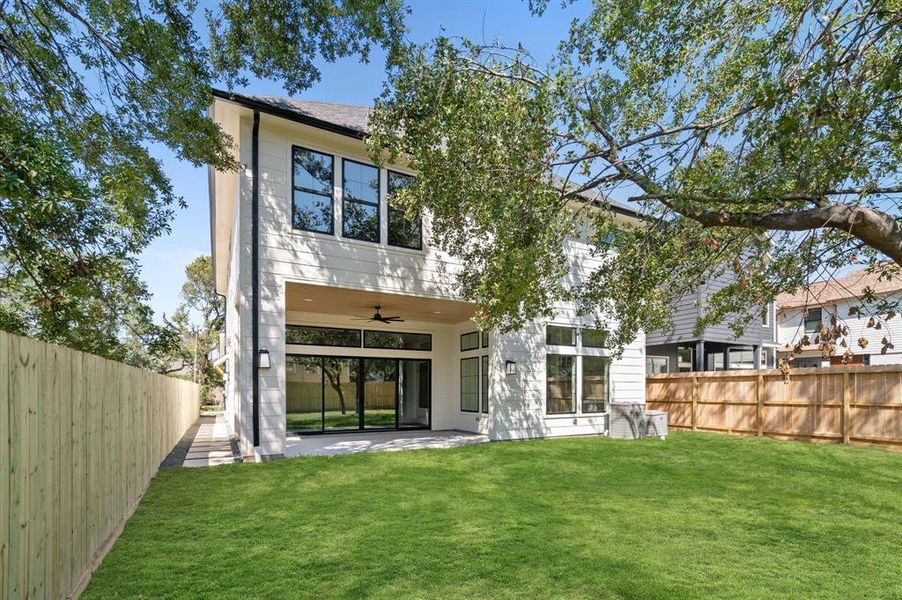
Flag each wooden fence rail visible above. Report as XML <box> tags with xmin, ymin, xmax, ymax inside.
<box><xmin>1</xmin><ymin>331</ymin><xmax>200</xmax><ymax>599</ymax></box>
<box><xmin>647</xmin><ymin>365</ymin><xmax>902</xmax><ymax>450</ymax></box>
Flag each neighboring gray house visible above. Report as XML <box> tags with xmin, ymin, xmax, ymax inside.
<box><xmin>646</xmin><ymin>270</ymin><xmax>779</xmax><ymax>373</ymax></box>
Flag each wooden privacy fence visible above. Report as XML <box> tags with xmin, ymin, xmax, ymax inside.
<box><xmin>647</xmin><ymin>365</ymin><xmax>902</xmax><ymax>450</ymax></box>
<box><xmin>1</xmin><ymin>332</ymin><xmax>201</xmax><ymax>600</ymax></box>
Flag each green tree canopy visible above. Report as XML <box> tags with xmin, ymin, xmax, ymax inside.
<box><xmin>161</xmin><ymin>256</ymin><xmax>223</xmax><ymax>400</ymax></box>
<box><xmin>369</xmin><ymin>0</ymin><xmax>901</xmax><ymax>353</ymax></box>
<box><xmin>0</xmin><ymin>0</ymin><xmax>405</xmax><ymax>361</ymax></box>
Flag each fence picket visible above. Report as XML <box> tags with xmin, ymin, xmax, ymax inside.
<box><xmin>647</xmin><ymin>365</ymin><xmax>902</xmax><ymax>450</ymax></box>
<box><xmin>1</xmin><ymin>333</ymin><xmax>200</xmax><ymax>599</ymax></box>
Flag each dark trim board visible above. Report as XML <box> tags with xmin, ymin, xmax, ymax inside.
<box><xmin>251</xmin><ymin>109</ymin><xmax>260</xmax><ymax>448</ymax></box>
<box><xmin>212</xmin><ymin>88</ymin><xmax>366</xmax><ymax>140</ymax></box>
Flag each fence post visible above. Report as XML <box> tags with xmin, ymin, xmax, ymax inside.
<box><xmin>842</xmin><ymin>371</ymin><xmax>852</xmax><ymax>445</ymax></box>
<box><xmin>691</xmin><ymin>375</ymin><xmax>698</xmax><ymax>431</ymax></box>
<box><xmin>756</xmin><ymin>373</ymin><xmax>764</xmax><ymax>437</ymax></box>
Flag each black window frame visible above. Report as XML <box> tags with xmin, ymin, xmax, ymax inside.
<box><xmin>286</xmin><ymin>325</ymin><xmax>361</xmax><ymax>348</ymax></box>
<box><xmin>460</xmin><ymin>356</ymin><xmax>480</xmax><ymax>412</ymax></box>
<box><xmin>546</xmin><ymin>325</ymin><xmax>576</xmax><ymax>347</ymax></box>
<box><xmin>291</xmin><ymin>145</ymin><xmax>335</xmax><ymax>235</ymax></box>
<box><xmin>461</xmin><ymin>331</ymin><xmax>480</xmax><ymax>351</ymax></box>
<box><xmin>481</xmin><ymin>355</ymin><xmax>489</xmax><ymax>413</ymax></box>
<box><xmin>342</xmin><ymin>158</ymin><xmax>381</xmax><ymax>243</ymax></box>
<box><xmin>363</xmin><ymin>330</ymin><xmax>433</xmax><ymax>351</ymax></box>
<box><xmin>804</xmin><ymin>308</ymin><xmax>822</xmax><ymax>333</ymax></box>
<box><xmin>387</xmin><ymin>170</ymin><xmax>423</xmax><ymax>250</ymax></box>
<box><xmin>481</xmin><ymin>331</ymin><xmax>489</xmax><ymax>348</ymax></box>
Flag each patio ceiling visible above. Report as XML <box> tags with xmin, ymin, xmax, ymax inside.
<box><xmin>285</xmin><ymin>282</ymin><xmax>476</xmax><ymax>324</ymax></box>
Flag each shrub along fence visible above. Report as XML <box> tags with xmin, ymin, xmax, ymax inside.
<box><xmin>646</xmin><ymin>365</ymin><xmax>902</xmax><ymax>450</ymax></box>
<box><xmin>1</xmin><ymin>331</ymin><xmax>200</xmax><ymax>600</ymax></box>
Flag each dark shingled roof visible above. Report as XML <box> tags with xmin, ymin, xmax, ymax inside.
<box><xmin>213</xmin><ymin>89</ymin><xmax>638</xmax><ymax>216</ymax></box>
<box><xmin>212</xmin><ymin>89</ymin><xmax>371</xmax><ymax>137</ymax></box>
<box><xmin>241</xmin><ymin>94</ymin><xmax>371</xmax><ymax>134</ymax></box>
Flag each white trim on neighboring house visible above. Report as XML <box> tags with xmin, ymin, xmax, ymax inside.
<box><xmin>646</xmin><ymin>355</ymin><xmax>670</xmax><ymax>374</ymax></box>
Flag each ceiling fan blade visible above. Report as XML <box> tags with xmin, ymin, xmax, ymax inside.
<box><xmin>350</xmin><ymin>316</ymin><xmax>376</xmax><ymax>321</ymax></box>
<box><xmin>383</xmin><ymin>317</ymin><xmax>405</xmax><ymax>322</ymax></box>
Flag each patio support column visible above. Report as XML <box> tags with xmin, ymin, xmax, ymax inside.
<box><xmin>695</xmin><ymin>340</ymin><xmax>705</xmax><ymax>371</ymax></box>
<box><xmin>753</xmin><ymin>345</ymin><xmax>761</xmax><ymax>370</ymax></box>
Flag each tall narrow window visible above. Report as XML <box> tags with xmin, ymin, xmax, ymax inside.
<box><xmin>291</xmin><ymin>147</ymin><xmax>334</xmax><ymax>234</ymax></box>
<box><xmin>546</xmin><ymin>354</ymin><xmax>575</xmax><ymax>414</ymax></box>
<box><xmin>387</xmin><ymin>171</ymin><xmax>422</xmax><ymax>249</ymax></box>
<box><xmin>461</xmin><ymin>357</ymin><xmax>480</xmax><ymax>412</ymax></box>
<box><xmin>342</xmin><ymin>159</ymin><xmax>380</xmax><ymax>242</ymax></box>
<box><xmin>481</xmin><ymin>355</ymin><xmax>489</xmax><ymax>412</ymax></box>
<box><xmin>582</xmin><ymin>356</ymin><xmax>610</xmax><ymax>413</ymax></box>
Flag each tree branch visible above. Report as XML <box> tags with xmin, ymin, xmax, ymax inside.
<box><xmin>665</xmin><ymin>202</ymin><xmax>902</xmax><ymax>266</ymax></box>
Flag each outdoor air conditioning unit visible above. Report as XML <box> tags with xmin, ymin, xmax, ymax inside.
<box><xmin>609</xmin><ymin>402</ymin><xmax>668</xmax><ymax>440</ymax></box>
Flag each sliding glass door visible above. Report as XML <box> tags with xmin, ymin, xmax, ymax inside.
<box><xmin>322</xmin><ymin>358</ymin><xmax>359</xmax><ymax>430</ymax></box>
<box><xmin>287</xmin><ymin>354</ymin><xmax>430</xmax><ymax>433</ymax></box>
<box><xmin>399</xmin><ymin>359</ymin><xmax>430</xmax><ymax>428</ymax></box>
<box><xmin>363</xmin><ymin>359</ymin><xmax>398</xmax><ymax>429</ymax></box>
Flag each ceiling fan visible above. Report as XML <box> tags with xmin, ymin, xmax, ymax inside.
<box><xmin>351</xmin><ymin>306</ymin><xmax>405</xmax><ymax>324</ymax></box>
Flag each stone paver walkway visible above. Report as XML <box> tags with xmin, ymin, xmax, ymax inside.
<box><xmin>182</xmin><ymin>414</ymin><xmax>241</xmax><ymax>467</ymax></box>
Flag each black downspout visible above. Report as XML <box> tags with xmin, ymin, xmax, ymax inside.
<box><xmin>251</xmin><ymin>110</ymin><xmax>260</xmax><ymax>448</ymax></box>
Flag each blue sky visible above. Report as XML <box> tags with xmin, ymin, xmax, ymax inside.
<box><xmin>141</xmin><ymin>0</ymin><xmax>589</xmax><ymax>321</ymax></box>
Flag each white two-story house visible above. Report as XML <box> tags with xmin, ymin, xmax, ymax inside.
<box><xmin>208</xmin><ymin>90</ymin><xmax>646</xmax><ymax>460</ymax></box>
<box><xmin>777</xmin><ymin>267</ymin><xmax>902</xmax><ymax>367</ymax></box>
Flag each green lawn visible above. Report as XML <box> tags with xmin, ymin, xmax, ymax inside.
<box><xmin>83</xmin><ymin>433</ymin><xmax>902</xmax><ymax>599</ymax></box>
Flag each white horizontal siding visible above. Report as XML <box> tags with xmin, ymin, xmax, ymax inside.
<box><xmin>224</xmin><ymin>113</ymin><xmax>649</xmax><ymax>456</ymax></box>
<box><xmin>779</xmin><ymin>295</ymin><xmax>902</xmax><ymax>363</ymax></box>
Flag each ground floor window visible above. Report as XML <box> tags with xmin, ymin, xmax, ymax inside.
<box><xmin>287</xmin><ymin>354</ymin><xmax>430</xmax><ymax>432</ymax></box>
<box><xmin>581</xmin><ymin>356</ymin><xmax>610</xmax><ymax>413</ymax></box>
<box><xmin>647</xmin><ymin>355</ymin><xmax>669</xmax><ymax>374</ymax></box>
<box><xmin>706</xmin><ymin>352</ymin><xmax>726</xmax><ymax>371</ymax></box>
<box><xmin>460</xmin><ymin>357</ymin><xmax>480</xmax><ymax>412</ymax></box>
<box><xmin>677</xmin><ymin>346</ymin><xmax>694</xmax><ymax>372</ymax></box>
<box><xmin>546</xmin><ymin>354</ymin><xmax>576</xmax><ymax>414</ymax></box>
<box><xmin>728</xmin><ymin>348</ymin><xmax>755</xmax><ymax>370</ymax></box>
<box><xmin>481</xmin><ymin>355</ymin><xmax>489</xmax><ymax>412</ymax></box>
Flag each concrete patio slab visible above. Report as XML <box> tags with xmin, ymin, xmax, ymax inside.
<box><xmin>285</xmin><ymin>429</ymin><xmax>490</xmax><ymax>458</ymax></box>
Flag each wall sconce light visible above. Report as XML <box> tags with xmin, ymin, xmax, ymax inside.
<box><xmin>505</xmin><ymin>360</ymin><xmax>517</xmax><ymax>375</ymax></box>
<box><xmin>258</xmin><ymin>347</ymin><xmax>271</xmax><ymax>369</ymax></box>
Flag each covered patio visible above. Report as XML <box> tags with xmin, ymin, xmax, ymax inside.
<box><xmin>282</xmin><ymin>281</ymin><xmax>483</xmax><ymax>440</ymax></box>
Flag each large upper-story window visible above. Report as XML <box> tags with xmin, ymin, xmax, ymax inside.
<box><xmin>342</xmin><ymin>159</ymin><xmax>380</xmax><ymax>243</ymax></box>
<box><xmin>387</xmin><ymin>171</ymin><xmax>422</xmax><ymax>250</ymax></box>
<box><xmin>292</xmin><ymin>146</ymin><xmax>334</xmax><ymax>234</ymax></box>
